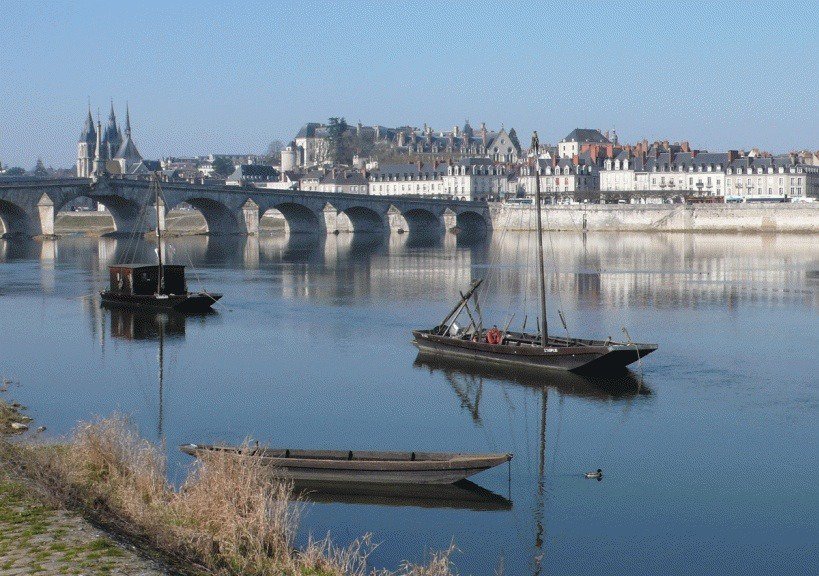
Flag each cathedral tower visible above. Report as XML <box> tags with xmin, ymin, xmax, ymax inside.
<box><xmin>76</xmin><ymin>106</ymin><xmax>96</xmax><ymax>177</ymax></box>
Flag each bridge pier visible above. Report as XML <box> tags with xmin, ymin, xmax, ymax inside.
<box><xmin>443</xmin><ymin>210</ymin><xmax>457</xmax><ymax>231</ymax></box>
<box><xmin>240</xmin><ymin>199</ymin><xmax>259</xmax><ymax>235</ymax></box>
<box><xmin>36</xmin><ymin>194</ymin><xmax>56</xmax><ymax>237</ymax></box>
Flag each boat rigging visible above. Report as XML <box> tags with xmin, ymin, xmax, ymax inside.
<box><xmin>412</xmin><ymin>132</ymin><xmax>657</xmax><ymax>374</ymax></box>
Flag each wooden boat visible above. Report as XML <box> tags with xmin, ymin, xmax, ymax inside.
<box><xmin>413</xmin><ymin>320</ymin><xmax>657</xmax><ymax>374</ymax></box>
<box><xmin>180</xmin><ymin>444</ymin><xmax>512</xmax><ymax>485</ymax></box>
<box><xmin>100</xmin><ymin>175</ymin><xmax>221</xmax><ymax>313</ymax></box>
<box><xmin>101</xmin><ymin>264</ymin><xmax>220</xmax><ymax>312</ymax></box>
<box><xmin>412</xmin><ymin>132</ymin><xmax>657</xmax><ymax>374</ymax></box>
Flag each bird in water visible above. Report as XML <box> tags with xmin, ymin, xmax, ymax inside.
<box><xmin>584</xmin><ymin>468</ymin><xmax>603</xmax><ymax>480</ymax></box>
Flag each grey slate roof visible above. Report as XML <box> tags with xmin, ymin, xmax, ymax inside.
<box><xmin>371</xmin><ymin>162</ymin><xmax>448</xmax><ymax>180</ymax></box>
<box><xmin>562</xmin><ymin>128</ymin><xmax>610</xmax><ymax>144</ymax></box>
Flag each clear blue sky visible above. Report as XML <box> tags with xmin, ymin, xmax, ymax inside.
<box><xmin>0</xmin><ymin>0</ymin><xmax>816</xmax><ymax>168</ymax></box>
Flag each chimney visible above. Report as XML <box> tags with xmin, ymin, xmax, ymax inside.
<box><xmin>606</xmin><ymin>144</ymin><xmax>614</xmax><ymax>158</ymax></box>
<box><xmin>572</xmin><ymin>154</ymin><xmax>579</xmax><ymax>165</ymax></box>
<box><xmin>690</xmin><ymin>149</ymin><xmax>697</xmax><ymax>159</ymax></box>
<box><xmin>417</xmin><ymin>159</ymin><xmax>422</xmax><ymax>171</ymax></box>
<box><xmin>589</xmin><ymin>146</ymin><xmax>598</xmax><ymax>162</ymax></box>
<box><xmin>681</xmin><ymin>141</ymin><xmax>690</xmax><ymax>153</ymax></box>
<box><xmin>453</xmin><ymin>125</ymin><xmax>459</xmax><ymax>137</ymax></box>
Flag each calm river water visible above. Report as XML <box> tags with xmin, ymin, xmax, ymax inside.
<box><xmin>0</xmin><ymin>231</ymin><xmax>817</xmax><ymax>575</ymax></box>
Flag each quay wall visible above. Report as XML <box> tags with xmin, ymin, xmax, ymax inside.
<box><xmin>53</xmin><ymin>203</ymin><xmax>819</xmax><ymax>235</ymax></box>
<box><xmin>490</xmin><ymin>203</ymin><xmax>819</xmax><ymax>233</ymax></box>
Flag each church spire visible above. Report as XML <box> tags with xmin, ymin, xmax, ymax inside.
<box><xmin>93</xmin><ymin>116</ymin><xmax>103</xmax><ymax>174</ymax></box>
<box><xmin>125</xmin><ymin>102</ymin><xmax>131</xmax><ymax>137</ymax></box>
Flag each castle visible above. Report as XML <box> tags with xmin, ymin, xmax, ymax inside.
<box><xmin>76</xmin><ymin>103</ymin><xmax>145</xmax><ymax>177</ymax></box>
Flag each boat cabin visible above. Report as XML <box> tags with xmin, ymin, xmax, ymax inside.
<box><xmin>108</xmin><ymin>264</ymin><xmax>187</xmax><ymax>296</ymax></box>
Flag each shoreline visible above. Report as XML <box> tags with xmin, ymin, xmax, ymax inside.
<box><xmin>0</xmin><ymin>398</ymin><xmax>458</xmax><ymax>576</ymax></box>
<box><xmin>48</xmin><ymin>203</ymin><xmax>819</xmax><ymax>236</ymax></box>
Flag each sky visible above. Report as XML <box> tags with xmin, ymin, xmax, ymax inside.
<box><xmin>0</xmin><ymin>0</ymin><xmax>817</xmax><ymax>168</ymax></box>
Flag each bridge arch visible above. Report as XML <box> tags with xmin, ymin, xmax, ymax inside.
<box><xmin>55</xmin><ymin>193</ymin><xmax>145</xmax><ymax>236</ymax></box>
<box><xmin>0</xmin><ymin>199</ymin><xmax>31</xmax><ymax>236</ymax></box>
<box><xmin>454</xmin><ymin>210</ymin><xmax>491</xmax><ymax>238</ymax></box>
<box><xmin>265</xmin><ymin>202</ymin><xmax>324</xmax><ymax>235</ymax></box>
<box><xmin>339</xmin><ymin>205</ymin><xmax>387</xmax><ymax>234</ymax></box>
<box><xmin>173</xmin><ymin>197</ymin><xmax>241</xmax><ymax>235</ymax></box>
<box><xmin>400</xmin><ymin>207</ymin><xmax>445</xmax><ymax>236</ymax></box>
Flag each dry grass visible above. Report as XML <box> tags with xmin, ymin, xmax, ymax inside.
<box><xmin>3</xmin><ymin>413</ymin><xmax>459</xmax><ymax>576</ymax></box>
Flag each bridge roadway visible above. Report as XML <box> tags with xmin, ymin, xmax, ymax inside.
<box><xmin>0</xmin><ymin>176</ymin><xmax>491</xmax><ymax>237</ymax></box>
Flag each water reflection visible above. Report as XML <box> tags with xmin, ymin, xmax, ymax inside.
<box><xmin>414</xmin><ymin>354</ymin><xmax>651</xmax><ymax>408</ymax></box>
<box><xmin>294</xmin><ymin>479</ymin><xmax>512</xmax><ymax>512</ymax></box>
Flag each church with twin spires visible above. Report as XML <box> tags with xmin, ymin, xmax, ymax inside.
<box><xmin>76</xmin><ymin>102</ymin><xmax>146</xmax><ymax>177</ymax></box>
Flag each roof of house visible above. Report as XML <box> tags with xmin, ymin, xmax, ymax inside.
<box><xmin>562</xmin><ymin>128</ymin><xmax>610</xmax><ymax>144</ymax></box>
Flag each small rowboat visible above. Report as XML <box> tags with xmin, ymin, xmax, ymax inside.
<box><xmin>180</xmin><ymin>444</ymin><xmax>512</xmax><ymax>485</ymax></box>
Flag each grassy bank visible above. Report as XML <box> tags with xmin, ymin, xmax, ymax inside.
<box><xmin>0</xmin><ymin>406</ymin><xmax>458</xmax><ymax>576</ymax></box>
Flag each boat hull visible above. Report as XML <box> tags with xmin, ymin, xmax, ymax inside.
<box><xmin>181</xmin><ymin>445</ymin><xmax>512</xmax><ymax>485</ymax></box>
<box><xmin>100</xmin><ymin>291</ymin><xmax>221</xmax><ymax>312</ymax></box>
<box><xmin>412</xmin><ymin>330</ymin><xmax>657</xmax><ymax>374</ymax></box>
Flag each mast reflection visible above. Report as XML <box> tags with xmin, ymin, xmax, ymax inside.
<box><xmin>105</xmin><ymin>307</ymin><xmax>205</xmax><ymax>439</ymax></box>
<box><xmin>414</xmin><ymin>353</ymin><xmax>650</xmax><ymax>575</ymax></box>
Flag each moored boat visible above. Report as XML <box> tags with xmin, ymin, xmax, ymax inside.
<box><xmin>100</xmin><ymin>174</ymin><xmax>221</xmax><ymax>313</ymax></box>
<box><xmin>180</xmin><ymin>444</ymin><xmax>512</xmax><ymax>485</ymax></box>
<box><xmin>101</xmin><ymin>264</ymin><xmax>221</xmax><ymax>312</ymax></box>
<box><xmin>412</xmin><ymin>132</ymin><xmax>657</xmax><ymax>374</ymax></box>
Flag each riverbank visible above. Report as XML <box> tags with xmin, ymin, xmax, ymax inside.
<box><xmin>0</xmin><ymin>399</ymin><xmax>167</xmax><ymax>575</ymax></box>
<box><xmin>54</xmin><ymin>202</ymin><xmax>819</xmax><ymax>236</ymax></box>
<box><xmin>0</xmin><ymin>399</ymin><xmax>456</xmax><ymax>576</ymax></box>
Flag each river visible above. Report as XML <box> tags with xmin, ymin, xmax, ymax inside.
<box><xmin>0</xmin><ymin>230</ymin><xmax>816</xmax><ymax>575</ymax></box>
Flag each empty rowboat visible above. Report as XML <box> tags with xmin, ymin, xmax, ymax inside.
<box><xmin>180</xmin><ymin>444</ymin><xmax>512</xmax><ymax>485</ymax></box>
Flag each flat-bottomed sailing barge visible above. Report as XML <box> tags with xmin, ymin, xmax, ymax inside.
<box><xmin>413</xmin><ymin>132</ymin><xmax>657</xmax><ymax>374</ymax></box>
<box><xmin>100</xmin><ymin>175</ymin><xmax>221</xmax><ymax>313</ymax></box>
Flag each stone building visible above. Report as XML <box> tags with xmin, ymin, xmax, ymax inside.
<box><xmin>519</xmin><ymin>152</ymin><xmax>602</xmax><ymax>199</ymax></box>
<box><xmin>369</xmin><ymin>162</ymin><xmax>448</xmax><ymax>197</ymax></box>
<box><xmin>557</xmin><ymin>128</ymin><xmax>612</xmax><ymax>158</ymax></box>
<box><xmin>292</xmin><ymin>120</ymin><xmax>522</xmax><ymax>168</ymax></box>
<box><xmin>725</xmin><ymin>154</ymin><xmax>815</xmax><ymax>201</ymax></box>
<box><xmin>442</xmin><ymin>158</ymin><xmax>509</xmax><ymax>201</ymax></box>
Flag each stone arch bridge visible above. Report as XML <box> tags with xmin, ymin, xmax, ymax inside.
<box><xmin>0</xmin><ymin>177</ymin><xmax>491</xmax><ymax>238</ymax></box>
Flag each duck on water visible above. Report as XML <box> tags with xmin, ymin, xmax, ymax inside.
<box><xmin>413</xmin><ymin>132</ymin><xmax>657</xmax><ymax>375</ymax></box>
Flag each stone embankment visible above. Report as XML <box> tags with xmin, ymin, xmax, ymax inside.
<box><xmin>490</xmin><ymin>203</ymin><xmax>819</xmax><ymax>233</ymax></box>
<box><xmin>54</xmin><ymin>202</ymin><xmax>818</xmax><ymax>236</ymax></box>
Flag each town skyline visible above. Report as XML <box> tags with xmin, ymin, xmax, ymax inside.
<box><xmin>1</xmin><ymin>1</ymin><xmax>817</xmax><ymax>167</ymax></box>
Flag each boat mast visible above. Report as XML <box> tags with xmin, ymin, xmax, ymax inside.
<box><xmin>154</xmin><ymin>174</ymin><xmax>163</xmax><ymax>295</ymax></box>
<box><xmin>532</xmin><ymin>132</ymin><xmax>548</xmax><ymax>346</ymax></box>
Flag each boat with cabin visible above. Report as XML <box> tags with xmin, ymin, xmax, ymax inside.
<box><xmin>180</xmin><ymin>444</ymin><xmax>512</xmax><ymax>485</ymax></box>
<box><xmin>412</xmin><ymin>132</ymin><xmax>657</xmax><ymax>374</ymax></box>
<box><xmin>100</xmin><ymin>175</ymin><xmax>221</xmax><ymax>312</ymax></box>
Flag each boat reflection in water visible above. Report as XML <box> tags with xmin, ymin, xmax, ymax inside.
<box><xmin>105</xmin><ymin>307</ymin><xmax>215</xmax><ymax>438</ymax></box>
<box><xmin>292</xmin><ymin>479</ymin><xmax>511</xmax><ymax>512</ymax></box>
<box><xmin>414</xmin><ymin>351</ymin><xmax>649</xmax><ymax>575</ymax></box>
<box><xmin>107</xmin><ymin>307</ymin><xmax>189</xmax><ymax>341</ymax></box>
<box><xmin>413</xmin><ymin>351</ymin><xmax>651</xmax><ymax>401</ymax></box>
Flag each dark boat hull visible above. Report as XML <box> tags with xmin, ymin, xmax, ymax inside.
<box><xmin>412</xmin><ymin>330</ymin><xmax>657</xmax><ymax>374</ymax></box>
<box><xmin>100</xmin><ymin>291</ymin><xmax>221</xmax><ymax>312</ymax></box>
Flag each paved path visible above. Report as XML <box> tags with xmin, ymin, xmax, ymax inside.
<box><xmin>0</xmin><ymin>472</ymin><xmax>168</xmax><ymax>575</ymax></box>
